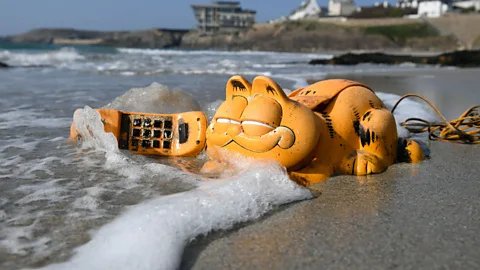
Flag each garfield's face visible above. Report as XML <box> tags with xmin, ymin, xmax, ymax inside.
<box><xmin>206</xmin><ymin>75</ymin><xmax>321</xmax><ymax>169</ymax></box>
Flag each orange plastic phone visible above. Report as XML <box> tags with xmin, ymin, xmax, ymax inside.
<box><xmin>70</xmin><ymin>109</ymin><xmax>207</xmax><ymax>157</ymax></box>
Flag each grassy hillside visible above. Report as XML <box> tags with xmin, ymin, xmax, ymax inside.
<box><xmin>363</xmin><ymin>23</ymin><xmax>439</xmax><ymax>45</ymax></box>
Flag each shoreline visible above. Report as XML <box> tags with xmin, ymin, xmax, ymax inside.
<box><xmin>0</xmin><ymin>41</ymin><xmax>455</xmax><ymax>56</ymax></box>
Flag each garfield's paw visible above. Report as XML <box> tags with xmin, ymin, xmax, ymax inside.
<box><xmin>289</xmin><ymin>161</ymin><xmax>333</xmax><ymax>186</ymax></box>
<box><xmin>397</xmin><ymin>138</ymin><xmax>426</xmax><ymax>163</ymax></box>
<box><xmin>338</xmin><ymin>150</ymin><xmax>388</xmax><ymax>176</ymax></box>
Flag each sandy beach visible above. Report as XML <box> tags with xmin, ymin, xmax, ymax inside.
<box><xmin>182</xmin><ymin>68</ymin><xmax>480</xmax><ymax>269</ymax></box>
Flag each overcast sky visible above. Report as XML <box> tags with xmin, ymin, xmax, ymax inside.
<box><xmin>0</xmin><ymin>0</ymin><xmax>384</xmax><ymax>35</ymax></box>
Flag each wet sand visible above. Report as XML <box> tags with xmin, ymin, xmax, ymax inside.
<box><xmin>181</xmin><ymin>68</ymin><xmax>480</xmax><ymax>269</ymax></box>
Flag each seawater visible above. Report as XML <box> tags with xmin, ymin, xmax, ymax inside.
<box><xmin>0</xmin><ymin>43</ymin><xmax>437</xmax><ymax>270</ymax></box>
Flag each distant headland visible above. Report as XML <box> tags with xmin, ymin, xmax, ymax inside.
<box><xmin>2</xmin><ymin>14</ymin><xmax>480</xmax><ymax>53</ymax></box>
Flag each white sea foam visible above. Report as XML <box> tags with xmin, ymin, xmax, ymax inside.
<box><xmin>42</xmin><ymin>161</ymin><xmax>312</xmax><ymax>270</ymax></box>
<box><xmin>103</xmin><ymin>82</ymin><xmax>202</xmax><ymax>114</ymax></box>
<box><xmin>0</xmin><ymin>47</ymin><xmax>84</xmax><ymax>67</ymax></box>
<box><xmin>117</xmin><ymin>47</ymin><xmax>331</xmax><ymax>59</ymax></box>
<box><xmin>72</xmin><ymin>105</ymin><xmax>198</xmax><ymax>185</ymax></box>
<box><xmin>203</xmin><ymin>100</ymin><xmax>224</xmax><ymax>121</ymax></box>
<box><xmin>271</xmin><ymin>75</ymin><xmax>310</xmax><ymax>90</ymax></box>
<box><xmin>0</xmin><ymin>108</ymin><xmax>72</xmax><ymax>130</ymax></box>
<box><xmin>16</xmin><ymin>184</ymin><xmax>66</xmax><ymax>205</ymax></box>
<box><xmin>378</xmin><ymin>92</ymin><xmax>438</xmax><ymax>138</ymax></box>
<box><xmin>1</xmin><ymin>226</ymin><xmax>51</xmax><ymax>256</ymax></box>
<box><xmin>72</xmin><ymin>187</ymin><xmax>105</xmax><ymax>212</ymax></box>
<box><xmin>253</xmin><ymin>63</ymin><xmax>289</xmax><ymax>68</ymax></box>
<box><xmin>177</xmin><ymin>68</ymin><xmax>273</xmax><ymax>77</ymax></box>
<box><xmin>0</xmin><ymin>138</ymin><xmax>39</xmax><ymax>154</ymax></box>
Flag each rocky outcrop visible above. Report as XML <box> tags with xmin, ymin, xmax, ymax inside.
<box><xmin>99</xmin><ymin>29</ymin><xmax>188</xmax><ymax>48</ymax></box>
<box><xmin>9</xmin><ymin>28</ymin><xmax>107</xmax><ymax>44</ymax></box>
<box><xmin>309</xmin><ymin>50</ymin><xmax>480</xmax><ymax>67</ymax></box>
<box><xmin>7</xmin><ymin>28</ymin><xmax>189</xmax><ymax>48</ymax></box>
<box><xmin>0</xmin><ymin>36</ymin><xmax>10</xmax><ymax>43</ymax></box>
<box><xmin>0</xmin><ymin>61</ymin><xmax>9</xmax><ymax>68</ymax></box>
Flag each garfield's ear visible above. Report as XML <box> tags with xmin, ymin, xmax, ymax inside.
<box><xmin>225</xmin><ymin>75</ymin><xmax>252</xmax><ymax>100</ymax></box>
<box><xmin>251</xmin><ymin>76</ymin><xmax>289</xmax><ymax>103</ymax></box>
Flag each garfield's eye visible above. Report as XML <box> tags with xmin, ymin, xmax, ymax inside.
<box><xmin>241</xmin><ymin>120</ymin><xmax>275</xmax><ymax>136</ymax></box>
<box><xmin>240</xmin><ymin>97</ymin><xmax>282</xmax><ymax>128</ymax></box>
<box><xmin>241</xmin><ymin>120</ymin><xmax>274</xmax><ymax>129</ymax></box>
<box><xmin>213</xmin><ymin>118</ymin><xmax>240</xmax><ymax>133</ymax></box>
<box><xmin>216</xmin><ymin>118</ymin><xmax>240</xmax><ymax>125</ymax></box>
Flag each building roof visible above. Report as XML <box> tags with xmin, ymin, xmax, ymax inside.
<box><xmin>192</xmin><ymin>1</ymin><xmax>240</xmax><ymax>8</ymax></box>
<box><xmin>191</xmin><ymin>1</ymin><xmax>256</xmax><ymax>14</ymax></box>
<box><xmin>398</xmin><ymin>0</ymin><xmax>452</xmax><ymax>3</ymax></box>
<box><xmin>330</xmin><ymin>0</ymin><xmax>356</xmax><ymax>4</ymax></box>
<box><xmin>417</xmin><ymin>0</ymin><xmax>453</xmax><ymax>4</ymax></box>
<box><xmin>214</xmin><ymin>1</ymin><xmax>240</xmax><ymax>5</ymax></box>
<box><xmin>290</xmin><ymin>0</ymin><xmax>320</xmax><ymax>14</ymax></box>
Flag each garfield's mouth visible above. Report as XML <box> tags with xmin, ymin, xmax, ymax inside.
<box><xmin>208</xmin><ymin>119</ymin><xmax>295</xmax><ymax>153</ymax></box>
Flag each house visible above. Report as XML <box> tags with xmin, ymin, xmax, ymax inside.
<box><xmin>351</xmin><ymin>2</ymin><xmax>417</xmax><ymax>18</ymax></box>
<box><xmin>452</xmin><ymin>0</ymin><xmax>480</xmax><ymax>11</ymax></box>
<box><xmin>417</xmin><ymin>0</ymin><xmax>449</xmax><ymax>17</ymax></box>
<box><xmin>396</xmin><ymin>0</ymin><xmax>419</xmax><ymax>8</ymax></box>
<box><xmin>374</xmin><ymin>1</ymin><xmax>391</xmax><ymax>7</ymax></box>
<box><xmin>289</xmin><ymin>0</ymin><xmax>325</xmax><ymax>20</ymax></box>
<box><xmin>191</xmin><ymin>1</ymin><xmax>256</xmax><ymax>33</ymax></box>
<box><xmin>328</xmin><ymin>0</ymin><xmax>356</xmax><ymax>16</ymax></box>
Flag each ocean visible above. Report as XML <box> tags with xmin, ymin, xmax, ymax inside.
<box><xmin>0</xmin><ymin>43</ymin><xmax>440</xmax><ymax>269</ymax></box>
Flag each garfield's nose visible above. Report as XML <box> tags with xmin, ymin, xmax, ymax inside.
<box><xmin>227</xmin><ymin>124</ymin><xmax>242</xmax><ymax>137</ymax></box>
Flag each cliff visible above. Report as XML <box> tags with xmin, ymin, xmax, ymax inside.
<box><xmin>180</xmin><ymin>21</ymin><xmax>458</xmax><ymax>52</ymax></box>
<box><xmin>4</xmin><ymin>14</ymin><xmax>480</xmax><ymax>52</ymax></box>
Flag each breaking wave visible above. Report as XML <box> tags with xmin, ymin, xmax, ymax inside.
<box><xmin>116</xmin><ymin>47</ymin><xmax>332</xmax><ymax>59</ymax></box>
<box><xmin>0</xmin><ymin>47</ymin><xmax>84</xmax><ymax>67</ymax></box>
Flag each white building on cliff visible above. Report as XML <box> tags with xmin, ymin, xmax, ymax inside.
<box><xmin>396</xmin><ymin>0</ymin><xmax>419</xmax><ymax>8</ymax></box>
<box><xmin>452</xmin><ymin>0</ymin><xmax>480</xmax><ymax>11</ymax></box>
<box><xmin>191</xmin><ymin>1</ymin><xmax>256</xmax><ymax>33</ymax></box>
<box><xmin>289</xmin><ymin>0</ymin><xmax>324</xmax><ymax>20</ymax></box>
<box><xmin>328</xmin><ymin>0</ymin><xmax>356</xmax><ymax>16</ymax></box>
<box><xmin>417</xmin><ymin>0</ymin><xmax>449</xmax><ymax>17</ymax></box>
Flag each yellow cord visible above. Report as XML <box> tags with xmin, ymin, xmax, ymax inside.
<box><xmin>391</xmin><ymin>94</ymin><xmax>480</xmax><ymax>144</ymax></box>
